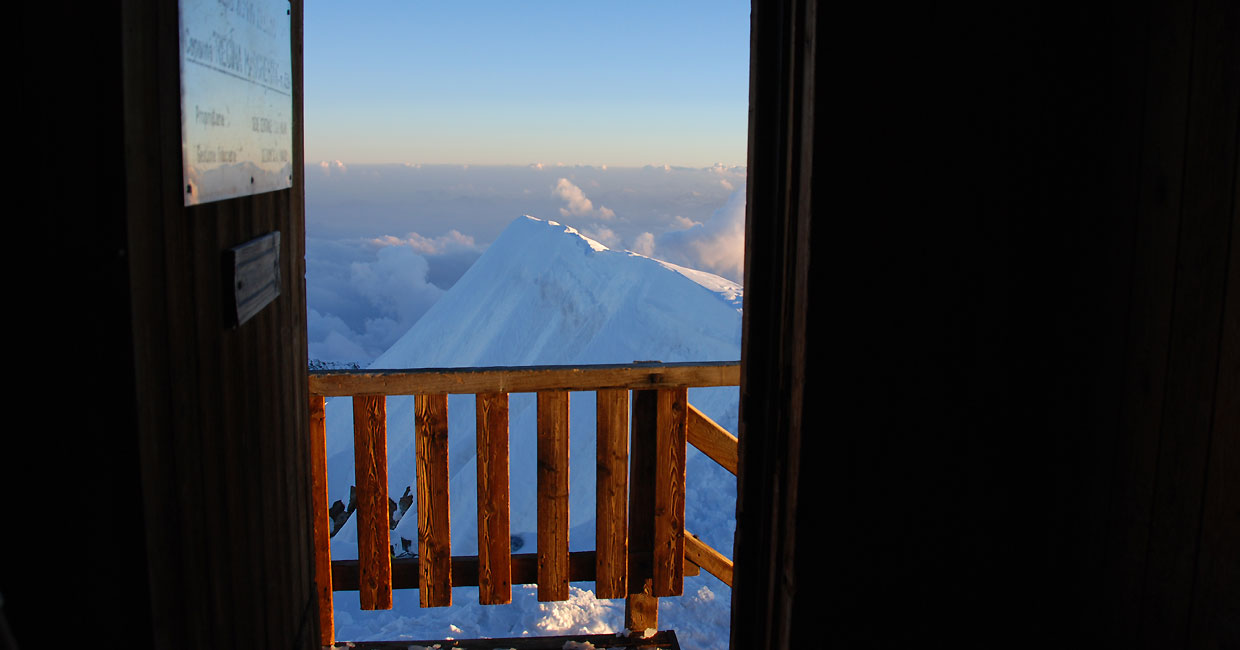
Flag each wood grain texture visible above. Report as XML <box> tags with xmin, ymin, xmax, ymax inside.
<box><xmin>685</xmin><ymin>531</ymin><xmax>733</xmax><ymax>587</ymax></box>
<box><xmin>352</xmin><ymin>395</ymin><xmax>392</xmax><ymax>610</ymax></box>
<box><xmin>309</xmin><ymin>361</ymin><xmax>739</xmax><ymax>396</ymax></box>
<box><xmin>330</xmin><ymin>550</ymin><xmax>696</xmax><ymax>591</ymax></box>
<box><xmin>624</xmin><ymin>580</ymin><xmax>658</xmax><ymax>637</ymax></box>
<box><xmin>309</xmin><ymin>395</ymin><xmax>334</xmax><ymax>644</ymax></box>
<box><xmin>595</xmin><ymin>388</ymin><xmax>630</xmax><ymax>599</ymax></box>
<box><xmin>687</xmin><ymin>403</ymin><xmax>738</xmax><ymax>476</ymax></box>
<box><xmin>475</xmin><ymin>392</ymin><xmax>512</xmax><ymax>605</ymax></box>
<box><xmin>537</xmin><ymin>390</ymin><xmax>570</xmax><ymax>601</ymax></box>
<box><xmin>653</xmin><ymin>388</ymin><xmax>687</xmax><ymax>597</ymax></box>
<box><xmin>626</xmin><ymin>390</ymin><xmax>658</xmax><ymax>632</ymax></box>
<box><xmin>416</xmin><ymin>393</ymin><xmax>452</xmax><ymax>607</ymax></box>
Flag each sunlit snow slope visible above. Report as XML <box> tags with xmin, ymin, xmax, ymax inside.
<box><xmin>323</xmin><ymin>215</ymin><xmax>742</xmax><ymax>586</ymax></box>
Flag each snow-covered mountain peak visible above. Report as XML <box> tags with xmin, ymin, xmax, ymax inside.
<box><xmin>517</xmin><ymin>215</ymin><xmax>611</xmax><ymax>253</ymax></box>
<box><xmin>368</xmin><ymin>214</ymin><xmax>743</xmax><ymax>370</ymax></box>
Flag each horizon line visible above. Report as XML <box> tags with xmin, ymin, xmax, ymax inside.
<box><xmin>310</xmin><ymin>160</ymin><xmax>748</xmax><ymax>170</ymax></box>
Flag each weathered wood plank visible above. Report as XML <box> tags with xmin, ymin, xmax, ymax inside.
<box><xmin>330</xmin><ymin>550</ymin><xmax>696</xmax><ymax>591</ymax></box>
<box><xmin>653</xmin><ymin>388</ymin><xmax>687</xmax><ymax>597</ymax></box>
<box><xmin>416</xmin><ymin>393</ymin><xmax>452</xmax><ymax>607</ymax></box>
<box><xmin>352</xmin><ymin>395</ymin><xmax>392</xmax><ymax>610</ymax></box>
<box><xmin>626</xmin><ymin>390</ymin><xmax>658</xmax><ymax>632</ymax></box>
<box><xmin>625</xmin><ymin>579</ymin><xmax>659</xmax><ymax>637</ymax></box>
<box><xmin>309</xmin><ymin>395</ymin><xmax>334</xmax><ymax>644</ymax></box>
<box><xmin>475</xmin><ymin>392</ymin><xmax>511</xmax><ymax>605</ymax></box>
<box><xmin>537</xmin><ymin>390</ymin><xmax>570</xmax><ymax>601</ymax></box>
<box><xmin>687</xmin><ymin>403</ymin><xmax>738</xmax><ymax>476</ymax></box>
<box><xmin>309</xmin><ymin>361</ymin><xmax>739</xmax><ymax>396</ymax></box>
<box><xmin>595</xmin><ymin>388</ymin><xmax>629</xmax><ymax>599</ymax></box>
<box><xmin>685</xmin><ymin>531</ymin><xmax>733</xmax><ymax>587</ymax></box>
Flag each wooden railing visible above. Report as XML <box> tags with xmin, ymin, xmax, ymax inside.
<box><xmin>308</xmin><ymin>361</ymin><xmax>740</xmax><ymax>646</ymax></box>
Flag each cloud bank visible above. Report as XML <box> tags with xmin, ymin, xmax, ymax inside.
<box><xmin>304</xmin><ymin>164</ymin><xmax>747</xmax><ymax>365</ymax></box>
<box><xmin>305</xmin><ymin>232</ymin><xmax>484</xmax><ymax>363</ymax></box>
<box><xmin>636</xmin><ymin>184</ymin><xmax>746</xmax><ymax>283</ymax></box>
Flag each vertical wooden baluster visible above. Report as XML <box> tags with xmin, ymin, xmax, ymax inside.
<box><xmin>596</xmin><ymin>388</ymin><xmax>629</xmax><ymax>599</ymax></box>
<box><xmin>626</xmin><ymin>389</ymin><xmax>658</xmax><ymax>632</ymax></box>
<box><xmin>653</xmin><ymin>387</ymin><xmax>687</xmax><ymax>597</ymax></box>
<box><xmin>309</xmin><ymin>395</ymin><xmax>334</xmax><ymax>645</ymax></box>
<box><xmin>416</xmin><ymin>393</ymin><xmax>452</xmax><ymax>607</ymax></box>
<box><xmin>352</xmin><ymin>394</ymin><xmax>392</xmax><ymax>610</ymax></box>
<box><xmin>476</xmin><ymin>392</ymin><xmax>512</xmax><ymax>604</ymax></box>
<box><xmin>537</xmin><ymin>390</ymin><xmax>570</xmax><ymax>601</ymax></box>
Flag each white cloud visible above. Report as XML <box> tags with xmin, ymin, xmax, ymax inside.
<box><xmin>317</xmin><ymin>160</ymin><xmax>347</xmax><ymax>174</ymax></box>
<box><xmin>654</xmin><ymin>184</ymin><xmax>746</xmax><ymax>282</ymax></box>
<box><xmin>670</xmin><ymin>215</ymin><xmax>701</xmax><ymax>229</ymax></box>
<box><xmin>305</xmin><ymin>237</ymin><xmax>454</xmax><ymax>363</ymax></box>
<box><xmin>554</xmin><ymin>178</ymin><xmax>595</xmax><ymax>216</ymax></box>
<box><xmin>554</xmin><ymin>178</ymin><xmax>614</xmax><ymax>220</ymax></box>
<box><xmin>632</xmin><ymin>232</ymin><xmax>656</xmax><ymax>257</ymax></box>
<box><xmin>350</xmin><ymin>246</ymin><xmax>445</xmax><ymax>326</ymax></box>
<box><xmin>370</xmin><ymin>229</ymin><xmax>481</xmax><ymax>255</ymax></box>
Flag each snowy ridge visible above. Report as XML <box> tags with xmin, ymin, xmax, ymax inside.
<box><xmin>321</xmin><ymin>215</ymin><xmax>740</xmax><ymax>648</ymax></box>
<box><xmin>368</xmin><ymin>215</ymin><xmax>741</xmax><ymax>370</ymax></box>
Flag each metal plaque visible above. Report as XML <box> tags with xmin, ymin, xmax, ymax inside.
<box><xmin>179</xmin><ymin>0</ymin><xmax>293</xmax><ymax>205</ymax></box>
<box><xmin>225</xmin><ymin>231</ymin><xmax>281</xmax><ymax>327</ymax></box>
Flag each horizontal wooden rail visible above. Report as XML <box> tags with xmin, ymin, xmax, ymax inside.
<box><xmin>308</xmin><ymin>361</ymin><xmax>739</xmax><ymax>396</ymax></box>
<box><xmin>687</xmin><ymin>404</ymin><xmax>739</xmax><ymax>476</ymax></box>
<box><xmin>685</xmin><ymin>532</ymin><xmax>733</xmax><ymax>587</ymax></box>
<box><xmin>331</xmin><ymin>551</ymin><xmax>699</xmax><ymax>591</ymax></box>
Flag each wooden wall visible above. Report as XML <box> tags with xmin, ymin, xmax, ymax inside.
<box><xmin>735</xmin><ymin>0</ymin><xmax>1237</xmax><ymax>647</ymax></box>
<box><xmin>122</xmin><ymin>0</ymin><xmax>316</xmax><ymax>647</ymax></box>
<box><xmin>6</xmin><ymin>2</ymin><xmax>316</xmax><ymax>649</ymax></box>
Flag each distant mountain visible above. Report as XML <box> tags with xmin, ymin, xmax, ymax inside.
<box><xmin>323</xmin><ymin>215</ymin><xmax>742</xmax><ymax>563</ymax></box>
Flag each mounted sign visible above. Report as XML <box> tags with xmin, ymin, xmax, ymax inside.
<box><xmin>179</xmin><ymin>0</ymin><xmax>293</xmax><ymax>205</ymax></box>
<box><xmin>225</xmin><ymin>231</ymin><xmax>281</xmax><ymax>327</ymax></box>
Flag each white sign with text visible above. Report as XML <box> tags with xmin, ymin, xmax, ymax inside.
<box><xmin>180</xmin><ymin>0</ymin><xmax>292</xmax><ymax>205</ymax></box>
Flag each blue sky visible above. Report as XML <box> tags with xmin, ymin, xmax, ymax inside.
<box><xmin>304</xmin><ymin>0</ymin><xmax>750</xmax><ymax>166</ymax></box>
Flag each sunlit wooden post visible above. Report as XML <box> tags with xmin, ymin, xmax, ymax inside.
<box><xmin>537</xmin><ymin>390</ymin><xmax>570</xmax><ymax>601</ymax></box>
<box><xmin>595</xmin><ymin>388</ymin><xmax>630</xmax><ymax>599</ymax></box>
<box><xmin>352</xmin><ymin>394</ymin><xmax>392</xmax><ymax>610</ymax></box>
<box><xmin>476</xmin><ymin>392</ymin><xmax>512</xmax><ymax>604</ymax></box>
<box><xmin>309</xmin><ymin>394</ymin><xmax>334</xmax><ymax>644</ymax></box>
<box><xmin>416</xmin><ymin>393</ymin><xmax>452</xmax><ymax>607</ymax></box>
